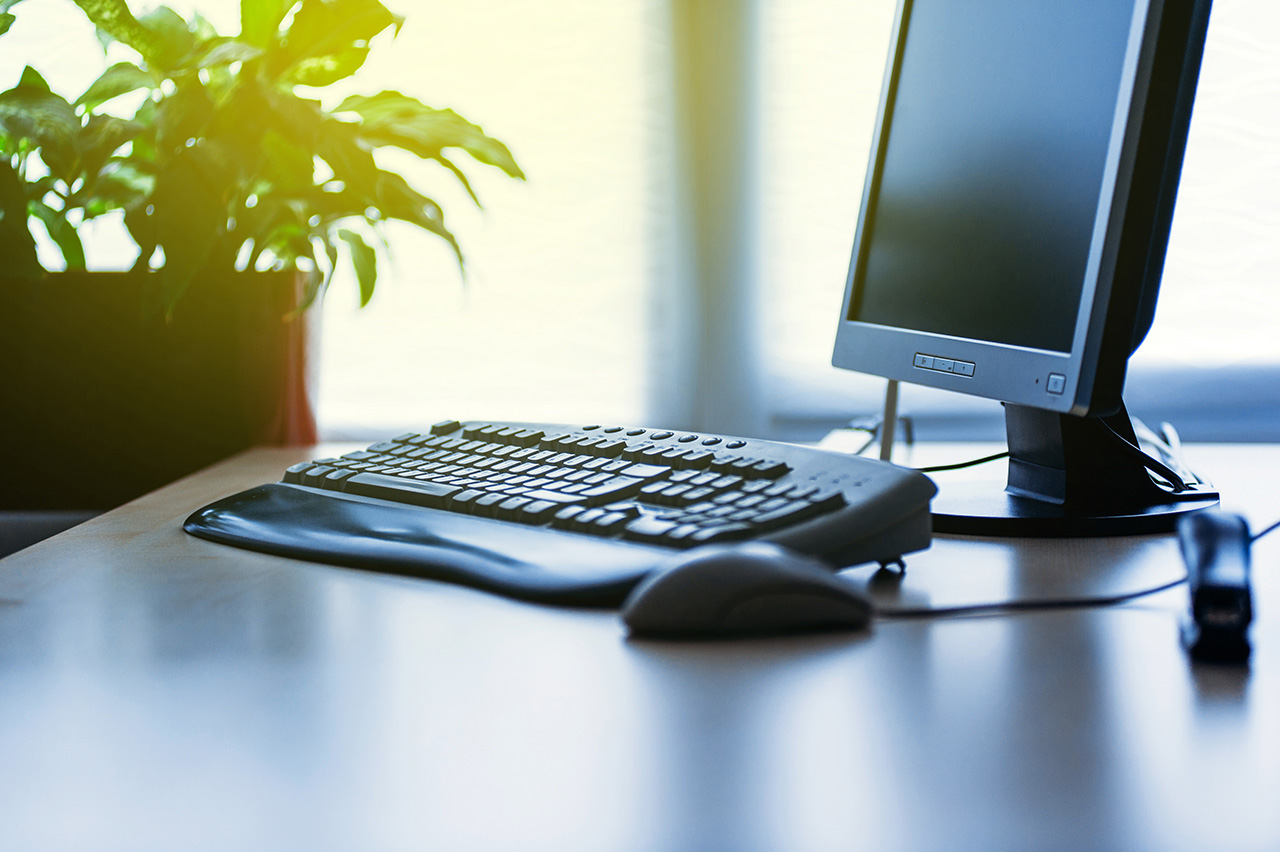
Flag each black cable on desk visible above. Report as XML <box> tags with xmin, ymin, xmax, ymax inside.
<box><xmin>876</xmin><ymin>575</ymin><xmax>1189</xmax><ymax>620</ymax></box>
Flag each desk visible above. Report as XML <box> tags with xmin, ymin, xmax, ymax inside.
<box><xmin>2</xmin><ymin>445</ymin><xmax>1277</xmax><ymax>852</ymax></box>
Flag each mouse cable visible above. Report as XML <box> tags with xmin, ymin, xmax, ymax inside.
<box><xmin>876</xmin><ymin>575</ymin><xmax>1188</xmax><ymax>621</ymax></box>
<box><xmin>882</xmin><ymin>512</ymin><xmax>1280</xmax><ymax>619</ymax></box>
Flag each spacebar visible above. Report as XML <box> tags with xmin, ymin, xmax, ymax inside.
<box><xmin>343</xmin><ymin>473</ymin><xmax>460</xmax><ymax>507</ymax></box>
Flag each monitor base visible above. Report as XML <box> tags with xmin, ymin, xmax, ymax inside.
<box><xmin>930</xmin><ymin>402</ymin><xmax>1219</xmax><ymax>538</ymax></box>
<box><xmin>931</xmin><ymin>483</ymin><xmax>1219</xmax><ymax>537</ymax></box>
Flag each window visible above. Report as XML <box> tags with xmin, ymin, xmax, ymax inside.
<box><xmin>316</xmin><ymin>1</ymin><xmax>667</xmax><ymax>436</ymax></box>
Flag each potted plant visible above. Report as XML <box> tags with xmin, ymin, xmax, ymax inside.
<box><xmin>0</xmin><ymin>0</ymin><xmax>523</xmax><ymax>510</ymax></box>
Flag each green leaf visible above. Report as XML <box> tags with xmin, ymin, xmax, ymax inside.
<box><xmin>151</xmin><ymin>145</ymin><xmax>229</xmax><ymax>309</ymax></box>
<box><xmin>0</xmin><ymin>0</ymin><xmax>22</xmax><ymax>33</ymax></box>
<box><xmin>72</xmin><ymin>0</ymin><xmax>162</xmax><ymax>63</ymax></box>
<box><xmin>337</xmin><ymin>91</ymin><xmax>524</xmax><ymax>179</ymax></box>
<box><xmin>0</xmin><ymin>70</ymin><xmax>79</xmax><ymax>178</ymax></box>
<box><xmin>315</xmin><ymin>118</ymin><xmax>380</xmax><ymax>198</ymax></box>
<box><xmin>273</xmin><ymin>0</ymin><xmax>401</xmax><ymax>78</ymax></box>
<box><xmin>241</xmin><ymin>0</ymin><xmax>295</xmax><ymax>48</ymax></box>
<box><xmin>0</xmin><ymin>158</ymin><xmax>41</xmax><ymax>278</ymax></box>
<box><xmin>154</xmin><ymin>80</ymin><xmax>213</xmax><ymax>153</ymax></box>
<box><xmin>94</xmin><ymin>161</ymin><xmax>153</xmax><ymax>199</ymax></box>
<box><xmin>138</xmin><ymin>6</ymin><xmax>195</xmax><ymax>69</ymax></box>
<box><xmin>286</xmin><ymin>45</ymin><xmax>369</xmax><ymax>87</ymax></box>
<box><xmin>30</xmin><ymin>199</ymin><xmax>86</xmax><ymax>270</ymax></box>
<box><xmin>80</xmin><ymin>161</ymin><xmax>151</xmax><ymax>216</ymax></box>
<box><xmin>337</xmin><ymin>227</ymin><xmax>376</xmax><ymax>306</ymax></box>
<box><xmin>259</xmin><ymin>129</ymin><xmax>314</xmax><ymax>193</ymax></box>
<box><xmin>373</xmin><ymin>170</ymin><xmax>463</xmax><ymax>269</ymax></box>
<box><xmin>188</xmin><ymin>11</ymin><xmax>217</xmax><ymax>42</ymax></box>
<box><xmin>77</xmin><ymin>62</ymin><xmax>153</xmax><ymax>112</ymax></box>
<box><xmin>78</xmin><ymin>113</ymin><xmax>143</xmax><ymax>184</ymax></box>
<box><xmin>433</xmin><ymin>153</ymin><xmax>480</xmax><ymax>207</ymax></box>
<box><xmin>17</xmin><ymin>64</ymin><xmax>49</xmax><ymax>92</ymax></box>
<box><xmin>190</xmin><ymin>38</ymin><xmax>264</xmax><ymax>70</ymax></box>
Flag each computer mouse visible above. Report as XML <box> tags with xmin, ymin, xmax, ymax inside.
<box><xmin>1178</xmin><ymin>511</ymin><xmax>1252</xmax><ymax>663</ymax></box>
<box><xmin>620</xmin><ymin>542</ymin><xmax>873</xmax><ymax>639</ymax></box>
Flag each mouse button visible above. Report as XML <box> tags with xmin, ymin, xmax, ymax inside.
<box><xmin>718</xmin><ymin>590</ymin><xmax>872</xmax><ymax>635</ymax></box>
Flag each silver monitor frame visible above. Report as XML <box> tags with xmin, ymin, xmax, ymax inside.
<box><xmin>831</xmin><ymin>0</ymin><xmax>1166</xmax><ymax>417</ymax></box>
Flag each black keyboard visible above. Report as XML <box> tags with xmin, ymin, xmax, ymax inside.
<box><xmin>184</xmin><ymin>420</ymin><xmax>937</xmax><ymax>606</ymax></box>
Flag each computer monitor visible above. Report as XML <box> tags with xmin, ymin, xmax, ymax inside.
<box><xmin>831</xmin><ymin>0</ymin><xmax>1219</xmax><ymax>536</ymax></box>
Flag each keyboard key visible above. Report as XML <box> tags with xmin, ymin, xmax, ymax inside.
<box><xmin>517</xmin><ymin>500</ymin><xmax>559</xmax><ymax>524</ymax></box>
<box><xmin>690</xmin><ymin>523</ymin><xmax>753</xmax><ymax>543</ymax></box>
<box><xmin>679</xmin><ymin>451</ymin><xmax>715</xmax><ymax>469</ymax></box>
<box><xmin>283</xmin><ymin>463</ymin><xmax>313</xmax><ymax>483</ymax></box>
<box><xmin>620</xmin><ymin>463</ymin><xmax>671</xmax><ymax>480</ymax></box>
<box><xmin>667</xmin><ymin>524</ymin><xmax>702</xmax><ymax>543</ymax></box>
<box><xmin>526</xmin><ymin>489</ymin><xmax>587</xmax><ymax>505</ymax></box>
<box><xmin>810</xmin><ymin>489</ymin><xmax>847</xmax><ymax>510</ymax></box>
<box><xmin>345</xmin><ymin>473</ymin><xmax>461</xmax><ymax>508</ymax></box>
<box><xmin>602</xmin><ymin>501</ymin><xmax>644</xmax><ymax>518</ymax></box>
<box><xmin>580</xmin><ymin>476</ymin><xmax>645</xmax><ymax>504</ymax></box>
<box><xmin>751</xmin><ymin>500</ymin><xmax>825</xmax><ymax>530</ymax></box>
<box><xmin>571</xmin><ymin>508</ymin><xmax>606</xmax><ymax>530</ymax></box>
<box><xmin>495</xmin><ymin>496</ymin><xmax>532</xmax><ymax>520</ymax></box>
<box><xmin>592</xmin><ymin>512</ymin><xmax>629</xmax><ymax>534</ymax></box>
<box><xmin>640</xmin><ymin>481</ymin><xmax>669</xmax><ymax>498</ymax></box>
<box><xmin>430</xmin><ymin>420</ymin><xmax>462</xmax><ymax>435</ymax></box>
<box><xmin>473</xmin><ymin>492</ymin><xmax>509</xmax><ymax>516</ymax></box>
<box><xmin>622</xmin><ymin>517</ymin><xmax>679</xmax><ymax>543</ymax></box>
<box><xmin>513</xmin><ymin>429</ymin><xmax>544</xmax><ymax>447</ymax></box>
<box><xmin>302</xmin><ymin>466</ymin><xmax>337</xmax><ymax>488</ymax></box>
<box><xmin>551</xmin><ymin>506</ymin><xmax>585</xmax><ymax>528</ymax></box>
<box><xmin>450</xmin><ymin>489</ymin><xmax>484</xmax><ymax>511</ymax></box>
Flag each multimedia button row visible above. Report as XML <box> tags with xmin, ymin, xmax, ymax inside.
<box><xmin>913</xmin><ymin>353</ymin><xmax>975</xmax><ymax>377</ymax></box>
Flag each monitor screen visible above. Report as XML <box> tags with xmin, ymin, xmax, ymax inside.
<box><xmin>832</xmin><ymin>0</ymin><xmax>1209</xmax><ymax>418</ymax></box>
<box><xmin>849</xmin><ymin>0</ymin><xmax>1137</xmax><ymax>354</ymax></box>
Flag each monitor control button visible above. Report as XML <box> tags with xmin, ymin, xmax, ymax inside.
<box><xmin>1047</xmin><ymin>373</ymin><xmax>1066</xmax><ymax>395</ymax></box>
<box><xmin>954</xmin><ymin>360</ymin><xmax>975</xmax><ymax>377</ymax></box>
<box><xmin>933</xmin><ymin>358</ymin><xmax>954</xmax><ymax>373</ymax></box>
<box><xmin>913</xmin><ymin>353</ymin><xmax>934</xmax><ymax>369</ymax></box>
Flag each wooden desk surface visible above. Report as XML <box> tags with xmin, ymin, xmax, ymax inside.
<box><xmin>2</xmin><ymin>445</ymin><xmax>1277</xmax><ymax>852</ymax></box>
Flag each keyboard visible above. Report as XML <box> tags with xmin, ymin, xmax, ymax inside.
<box><xmin>184</xmin><ymin>420</ymin><xmax>938</xmax><ymax>607</ymax></box>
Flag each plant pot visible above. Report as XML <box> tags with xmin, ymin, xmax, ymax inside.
<box><xmin>1</xmin><ymin>270</ymin><xmax>317</xmax><ymax>511</ymax></box>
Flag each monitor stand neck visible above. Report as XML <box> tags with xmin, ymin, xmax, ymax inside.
<box><xmin>931</xmin><ymin>402</ymin><xmax>1218</xmax><ymax>537</ymax></box>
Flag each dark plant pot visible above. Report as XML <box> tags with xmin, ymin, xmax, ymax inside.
<box><xmin>1</xmin><ymin>270</ymin><xmax>317</xmax><ymax>511</ymax></box>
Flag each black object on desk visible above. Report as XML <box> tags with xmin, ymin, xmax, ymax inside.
<box><xmin>184</xmin><ymin>420</ymin><xmax>936</xmax><ymax>607</ymax></box>
<box><xmin>1179</xmin><ymin>511</ymin><xmax>1253</xmax><ymax>663</ymax></box>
